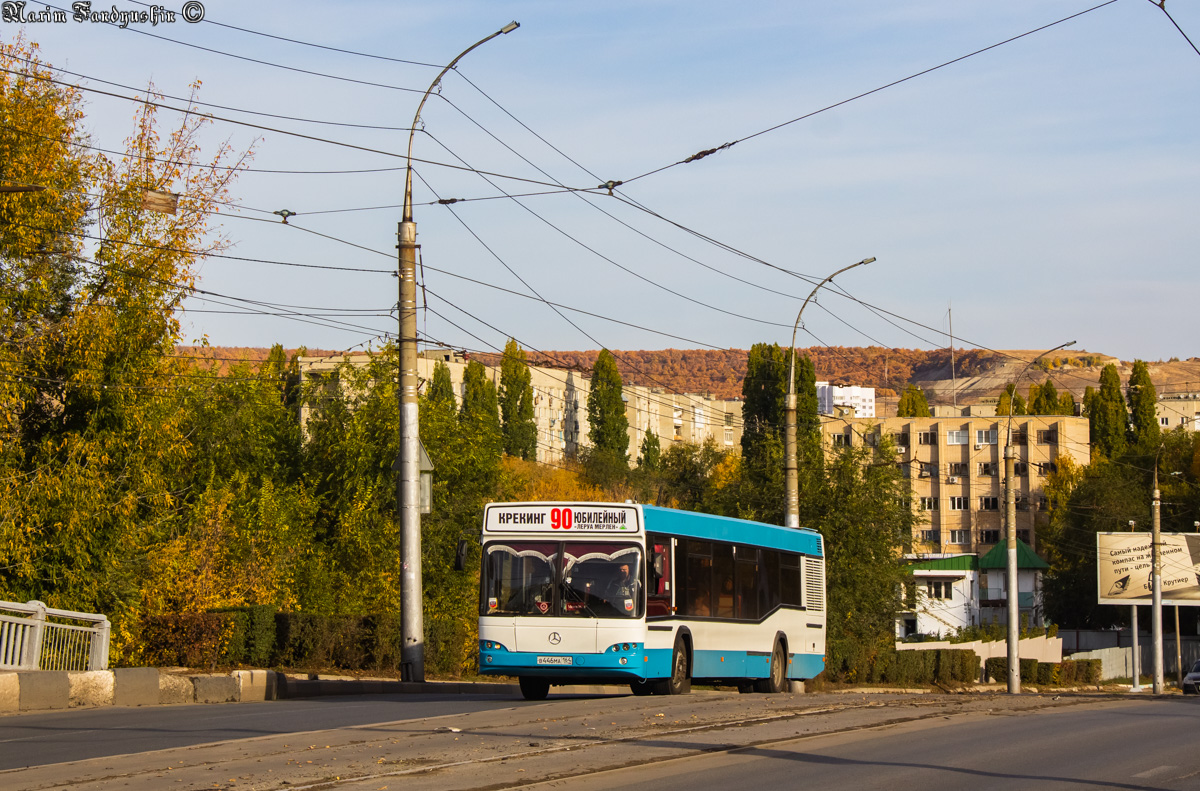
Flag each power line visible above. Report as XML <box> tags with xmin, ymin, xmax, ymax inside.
<box><xmin>0</xmin><ymin>64</ymin><xmax>588</xmax><ymax>192</ymax></box>
<box><xmin>619</xmin><ymin>0</ymin><xmax>1122</xmax><ymax>186</ymax></box>
<box><xmin>127</xmin><ymin>0</ymin><xmax>443</xmax><ymax>69</ymax></box>
<box><xmin>41</xmin><ymin>1</ymin><xmax>429</xmax><ymax>94</ymax></box>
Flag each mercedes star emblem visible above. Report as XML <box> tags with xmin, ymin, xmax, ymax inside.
<box><xmin>548</xmin><ymin>632</ymin><xmax>562</xmax><ymax>645</ymax></box>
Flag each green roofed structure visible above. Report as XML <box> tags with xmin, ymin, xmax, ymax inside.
<box><xmin>977</xmin><ymin>538</ymin><xmax>1049</xmax><ymax>570</ymax></box>
<box><xmin>900</xmin><ymin>542</ymin><xmax>1049</xmax><ymax>639</ymax></box>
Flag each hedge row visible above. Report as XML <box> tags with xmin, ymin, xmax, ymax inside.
<box><xmin>868</xmin><ymin>649</ymin><xmax>980</xmax><ymax>685</ymax></box>
<box><xmin>139</xmin><ymin>608</ymin><xmax>404</xmax><ymax>671</ymax></box>
<box><xmin>984</xmin><ymin>657</ymin><xmax>1101</xmax><ymax>686</ymax></box>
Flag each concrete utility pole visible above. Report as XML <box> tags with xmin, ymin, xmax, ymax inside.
<box><xmin>784</xmin><ymin>257</ymin><xmax>874</xmax><ymax>528</ymax></box>
<box><xmin>397</xmin><ymin>21</ymin><xmax>520</xmax><ymax>683</ymax></box>
<box><xmin>1004</xmin><ymin>442</ymin><xmax>1019</xmax><ymax>693</ymax></box>
<box><xmin>1002</xmin><ymin>340</ymin><xmax>1074</xmax><ymax>694</ymax></box>
<box><xmin>1151</xmin><ymin>464</ymin><xmax>1164</xmax><ymax>693</ymax></box>
<box><xmin>1129</xmin><ymin>520</ymin><xmax>1141</xmax><ymax>692</ymax></box>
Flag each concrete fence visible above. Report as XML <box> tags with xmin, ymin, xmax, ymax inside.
<box><xmin>0</xmin><ymin>600</ymin><xmax>110</xmax><ymax>671</ymax></box>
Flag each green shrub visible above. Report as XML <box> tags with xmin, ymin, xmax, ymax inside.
<box><xmin>140</xmin><ymin>613</ymin><xmax>230</xmax><ymax>669</ymax></box>
<box><xmin>985</xmin><ymin>657</ymin><xmax>1040</xmax><ymax>683</ymax></box>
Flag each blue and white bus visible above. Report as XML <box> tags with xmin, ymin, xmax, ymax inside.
<box><xmin>476</xmin><ymin>502</ymin><xmax>826</xmax><ymax>700</ymax></box>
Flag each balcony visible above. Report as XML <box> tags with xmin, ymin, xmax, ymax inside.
<box><xmin>980</xmin><ymin>590</ymin><xmax>1035</xmax><ymax>608</ymax></box>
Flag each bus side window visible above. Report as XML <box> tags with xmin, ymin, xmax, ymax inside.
<box><xmin>683</xmin><ymin>540</ymin><xmax>713</xmax><ymax>617</ymax></box>
<box><xmin>780</xmin><ymin>553</ymin><xmax>802</xmax><ymax>606</ymax></box>
<box><xmin>646</xmin><ymin>539</ymin><xmax>672</xmax><ymax>617</ymax></box>
<box><xmin>734</xmin><ymin>546</ymin><xmax>759</xmax><ymax>621</ymax></box>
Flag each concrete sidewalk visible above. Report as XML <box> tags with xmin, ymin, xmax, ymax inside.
<box><xmin>0</xmin><ymin>668</ymin><xmax>542</xmax><ymax>713</ymax></box>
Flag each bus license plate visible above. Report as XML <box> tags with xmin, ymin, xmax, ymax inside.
<box><xmin>537</xmin><ymin>656</ymin><xmax>572</xmax><ymax>665</ymax></box>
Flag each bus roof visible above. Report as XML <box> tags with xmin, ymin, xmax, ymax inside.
<box><xmin>481</xmin><ymin>502</ymin><xmax>823</xmax><ymax>556</ymax></box>
<box><xmin>641</xmin><ymin>505</ymin><xmax>823</xmax><ymax>556</ymax></box>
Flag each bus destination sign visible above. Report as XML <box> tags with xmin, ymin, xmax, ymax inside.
<box><xmin>484</xmin><ymin>504</ymin><xmax>641</xmax><ymax>534</ymax></box>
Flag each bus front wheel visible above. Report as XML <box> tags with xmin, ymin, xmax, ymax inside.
<box><xmin>518</xmin><ymin>676</ymin><xmax>550</xmax><ymax>701</ymax></box>
<box><xmin>661</xmin><ymin>636</ymin><xmax>691</xmax><ymax>695</ymax></box>
<box><xmin>753</xmin><ymin>640</ymin><xmax>787</xmax><ymax>693</ymax></box>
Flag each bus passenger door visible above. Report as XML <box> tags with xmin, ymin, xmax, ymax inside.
<box><xmin>647</xmin><ymin>538</ymin><xmax>671</xmax><ymax>617</ymax></box>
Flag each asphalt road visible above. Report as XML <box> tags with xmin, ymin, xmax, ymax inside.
<box><xmin>537</xmin><ymin>696</ymin><xmax>1200</xmax><ymax>791</ymax></box>
<box><xmin>4</xmin><ymin>691</ymin><xmax>1193</xmax><ymax>791</ymax></box>
<box><xmin>0</xmin><ymin>692</ymin><xmax>527</xmax><ymax>770</ymax></box>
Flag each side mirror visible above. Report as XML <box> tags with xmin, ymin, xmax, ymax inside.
<box><xmin>454</xmin><ymin>539</ymin><xmax>470</xmax><ymax>572</ymax></box>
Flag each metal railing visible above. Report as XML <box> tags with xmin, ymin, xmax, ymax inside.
<box><xmin>0</xmin><ymin>600</ymin><xmax>110</xmax><ymax>671</ymax></box>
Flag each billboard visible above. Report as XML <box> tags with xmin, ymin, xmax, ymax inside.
<box><xmin>1097</xmin><ymin>532</ymin><xmax>1200</xmax><ymax>606</ymax></box>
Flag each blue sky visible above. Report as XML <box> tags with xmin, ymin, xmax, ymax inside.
<box><xmin>6</xmin><ymin>0</ymin><xmax>1199</xmax><ymax>362</ymax></box>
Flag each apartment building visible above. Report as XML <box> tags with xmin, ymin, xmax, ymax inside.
<box><xmin>297</xmin><ymin>350</ymin><xmax>743</xmax><ymax>465</ymax></box>
<box><xmin>820</xmin><ymin>414</ymin><xmax>1091</xmax><ymax>555</ymax></box>
<box><xmin>1157</xmin><ymin>392</ymin><xmax>1200</xmax><ymax>432</ymax></box>
<box><xmin>816</xmin><ymin>382</ymin><xmax>876</xmax><ymax>418</ymax></box>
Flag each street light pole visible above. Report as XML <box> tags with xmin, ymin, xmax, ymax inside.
<box><xmin>398</xmin><ymin>21</ymin><xmax>519</xmax><ymax>683</ymax></box>
<box><xmin>784</xmin><ymin>257</ymin><xmax>875</xmax><ymax>528</ymax></box>
<box><xmin>1002</xmin><ymin>340</ymin><xmax>1074</xmax><ymax>694</ymax></box>
<box><xmin>1151</xmin><ymin>462</ymin><xmax>1163</xmax><ymax>693</ymax></box>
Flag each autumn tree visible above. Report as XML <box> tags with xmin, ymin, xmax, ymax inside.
<box><xmin>636</xmin><ymin>429</ymin><xmax>661</xmax><ymax>471</ymax></box>
<box><xmin>586</xmin><ymin>349</ymin><xmax>629</xmax><ymax>461</ymax></box>
<box><xmin>1087</xmin><ymin>364</ymin><xmax>1127</xmax><ymax>459</ymax></box>
<box><xmin>896</xmin><ymin>385</ymin><xmax>929</xmax><ymax>417</ymax></box>
<box><xmin>0</xmin><ymin>37</ymin><xmax>256</xmax><ymax>646</ymax></box>
<box><xmin>498</xmin><ymin>339</ymin><xmax>537</xmax><ymax>460</ymax></box>
<box><xmin>996</xmin><ymin>383</ymin><xmax>1027</xmax><ymax>416</ymax></box>
<box><xmin>1126</xmin><ymin>360</ymin><xmax>1159</xmax><ymax>450</ymax></box>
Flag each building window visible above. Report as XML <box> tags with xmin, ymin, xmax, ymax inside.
<box><xmin>1014</xmin><ymin>461</ymin><xmax>1029</xmax><ymax>476</ymax></box>
<box><xmin>1016</xmin><ymin>495</ymin><xmax>1029</xmax><ymax>512</ymax></box>
<box><xmin>979</xmin><ymin>461</ymin><xmax>998</xmax><ymax>477</ymax></box>
<box><xmin>898</xmin><ymin>462</ymin><xmax>911</xmax><ymax>478</ymax></box>
<box><xmin>1037</xmin><ymin>461</ymin><xmax>1058</xmax><ymax>477</ymax></box>
<box><xmin>919</xmin><ymin>497</ymin><xmax>939</xmax><ymax>511</ymax></box>
<box><xmin>946</xmin><ymin>430</ymin><xmax>968</xmax><ymax>445</ymax></box>
<box><xmin>1012</xmin><ymin>430</ymin><xmax>1028</xmax><ymax>446</ymax></box>
<box><xmin>832</xmin><ymin>433</ymin><xmax>851</xmax><ymax>447</ymax></box>
<box><xmin>926</xmin><ymin>579</ymin><xmax>953</xmax><ymax>600</ymax></box>
<box><xmin>920</xmin><ymin>529</ymin><xmax>939</xmax><ymax>544</ymax></box>
<box><xmin>1036</xmin><ymin>429</ymin><xmax>1058</xmax><ymax>444</ymax></box>
<box><xmin>724</xmin><ymin>428</ymin><xmax>734</xmax><ymax>446</ymax></box>
<box><xmin>892</xmin><ymin>432</ymin><xmax>910</xmax><ymax>447</ymax></box>
<box><xmin>1017</xmin><ymin>529</ymin><xmax>1031</xmax><ymax>544</ymax></box>
<box><xmin>725</xmin><ymin>412</ymin><xmax>733</xmax><ymax>427</ymax></box>
<box><xmin>918</xmin><ymin>430</ymin><xmax>937</xmax><ymax>445</ymax></box>
<box><xmin>865</xmin><ymin>432</ymin><xmax>880</xmax><ymax>447</ymax></box>
<box><xmin>981</xmin><ymin>529</ymin><xmax>1001</xmax><ymax>544</ymax></box>
<box><xmin>949</xmin><ymin>462</ymin><xmax>968</xmax><ymax>477</ymax></box>
<box><xmin>976</xmin><ymin>429</ymin><xmax>998</xmax><ymax>445</ymax></box>
<box><xmin>979</xmin><ymin>496</ymin><xmax>999</xmax><ymax>511</ymax></box>
<box><xmin>1161</xmin><ymin>417</ymin><xmax>1170</xmax><ymax>426</ymax></box>
<box><xmin>947</xmin><ymin>496</ymin><xmax>967</xmax><ymax>511</ymax></box>
<box><xmin>919</xmin><ymin>462</ymin><xmax>936</xmax><ymax>478</ymax></box>
<box><xmin>949</xmin><ymin>529</ymin><xmax>969</xmax><ymax>544</ymax></box>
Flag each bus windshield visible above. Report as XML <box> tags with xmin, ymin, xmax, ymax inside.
<box><xmin>482</xmin><ymin>541</ymin><xmax>643</xmax><ymax>619</ymax></box>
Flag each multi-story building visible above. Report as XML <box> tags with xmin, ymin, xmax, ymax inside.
<box><xmin>297</xmin><ymin>350</ymin><xmax>743</xmax><ymax>465</ymax></box>
<box><xmin>820</xmin><ymin>414</ymin><xmax>1091</xmax><ymax>555</ymax></box>
<box><xmin>816</xmin><ymin>382</ymin><xmax>875</xmax><ymax>418</ymax></box>
<box><xmin>1157</xmin><ymin>391</ymin><xmax>1200</xmax><ymax>432</ymax></box>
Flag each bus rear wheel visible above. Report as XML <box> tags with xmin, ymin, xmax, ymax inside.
<box><xmin>754</xmin><ymin>641</ymin><xmax>787</xmax><ymax>693</ymax></box>
<box><xmin>518</xmin><ymin>676</ymin><xmax>550</xmax><ymax>700</ymax></box>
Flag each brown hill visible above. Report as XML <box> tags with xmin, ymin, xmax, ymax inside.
<box><xmin>480</xmin><ymin>347</ymin><xmax>1200</xmax><ymax>404</ymax></box>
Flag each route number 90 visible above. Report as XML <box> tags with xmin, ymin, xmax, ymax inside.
<box><xmin>550</xmin><ymin>508</ymin><xmax>573</xmax><ymax>530</ymax></box>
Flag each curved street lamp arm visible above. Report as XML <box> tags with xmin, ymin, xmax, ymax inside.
<box><xmin>403</xmin><ymin>21</ymin><xmax>520</xmax><ymax>222</ymax></box>
<box><xmin>787</xmin><ymin>257</ymin><xmax>876</xmax><ymax>395</ymax></box>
